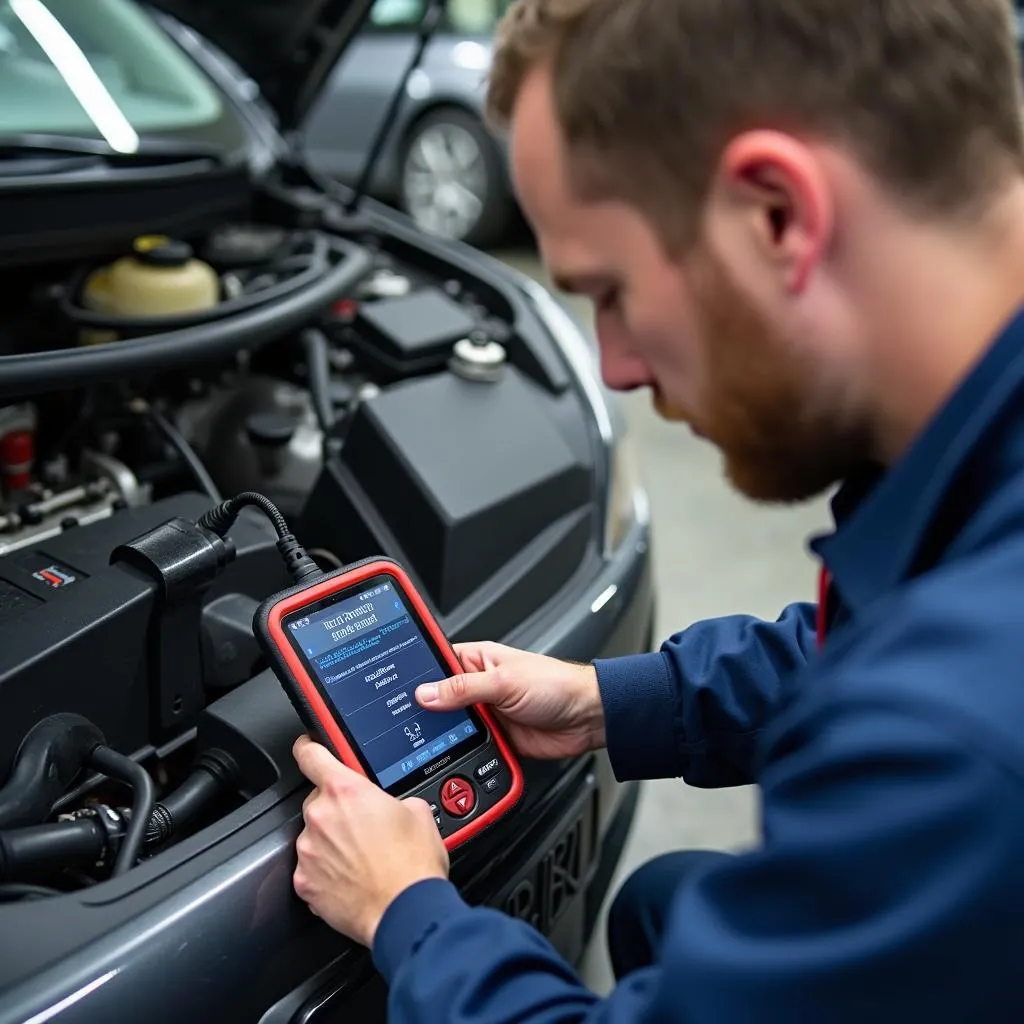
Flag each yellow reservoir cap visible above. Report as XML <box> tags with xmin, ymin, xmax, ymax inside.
<box><xmin>82</xmin><ymin>236</ymin><xmax>220</xmax><ymax>321</ymax></box>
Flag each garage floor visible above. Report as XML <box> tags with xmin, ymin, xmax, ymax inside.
<box><xmin>494</xmin><ymin>247</ymin><xmax>833</xmax><ymax>992</ymax></box>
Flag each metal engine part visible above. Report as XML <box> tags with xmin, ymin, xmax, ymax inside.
<box><xmin>175</xmin><ymin>377</ymin><xmax>325</xmax><ymax>518</ymax></box>
<box><xmin>0</xmin><ymin>450</ymin><xmax>150</xmax><ymax>556</ymax></box>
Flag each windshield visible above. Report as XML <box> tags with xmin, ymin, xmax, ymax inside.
<box><xmin>0</xmin><ymin>0</ymin><xmax>244</xmax><ymax>153</ymax></box>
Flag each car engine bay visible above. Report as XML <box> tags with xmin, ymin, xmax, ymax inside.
<box><xmin>0</xmin><ymin>172</ymin><xmax>603</xmax><ymax>906</ymax></box>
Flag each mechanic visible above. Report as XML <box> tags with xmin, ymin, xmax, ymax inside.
<box><xmin>290</xmin><ymin>0</ymin><xmax>1024</xmax><ymax>1019</ymax></box>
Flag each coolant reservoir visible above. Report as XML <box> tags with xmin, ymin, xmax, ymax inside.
<box><xmin>80</xmin><ymin>235</ymin><xmax>219</xmax><ymax>343</ymax></box>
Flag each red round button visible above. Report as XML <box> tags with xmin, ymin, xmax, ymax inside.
<box><xmin>440</xmin><ymin>776</ymin><xmax>476</xmax><ymax>818</ymax></box>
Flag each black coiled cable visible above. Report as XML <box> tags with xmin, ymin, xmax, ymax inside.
<box><xmin>196</xmin><ymin>491</ymin><xmax>322</xmax><ymax>585</ymax></box>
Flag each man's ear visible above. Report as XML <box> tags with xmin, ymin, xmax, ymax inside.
<box><xmin>710</xmin><ymin>130</ymin><xmax>832</xmax><ymax>293</ymax></box>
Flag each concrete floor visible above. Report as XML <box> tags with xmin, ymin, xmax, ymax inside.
<box><xmin>493</xmin><ymin>247</ymin><xmax>834</xmax><ymax>992</ymax></box>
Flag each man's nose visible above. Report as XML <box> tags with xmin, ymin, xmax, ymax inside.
<box><xmin>597</xmin><ymin>331</ymin><xmax>651</xmax><ymax>392</ymax></box>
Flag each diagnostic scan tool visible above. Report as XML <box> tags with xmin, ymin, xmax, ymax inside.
<box><xmin>255</xmin><ymin>557</ymin><xmax>523</xmax><ymax>849</ymax></box>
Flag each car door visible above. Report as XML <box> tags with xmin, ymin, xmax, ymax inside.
<box><xmin>302</xmin><ymin>0</ymin><xmax>427</xmax><ymax>183</ymax></box>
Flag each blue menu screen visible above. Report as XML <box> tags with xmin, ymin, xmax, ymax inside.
<box><xmin>285</xmin><ymin>578</ymin><xmax>480</xmax><ymax>791</ymax></box>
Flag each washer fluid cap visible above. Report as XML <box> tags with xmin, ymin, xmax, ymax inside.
<box><xmin>133</xmin><ymin>235</ymin><xmax>194</xmax><ymax>267</ymax></box>
<box><xmin>449</xmin><ymin>334</ymin><xmax>507</xmax><ymax>382</ymax></box>
<box><xmin>360</xmin><ymin>268</ymin><xmax>413</xmax><ymax>299</ymax></box>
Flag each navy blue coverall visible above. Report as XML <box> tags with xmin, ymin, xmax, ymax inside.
<box><xmin>372</xmin><ymin>306</ymin><xmax>1024</xmax><ymax>1021</ymax></box>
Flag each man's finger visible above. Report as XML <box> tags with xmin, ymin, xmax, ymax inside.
<box><xmin>293</xmin><ymin>735</ymin><xmax>346</xmax><ymax>789</ymax></box>
<box><xmin>416</xmin><ymin>668</ymin><xmax>506</xmax><ymax>710</ymax></box>
<box><xmin>405</xmin><ymin>796</ymin><xmax>434</xmax><ymax>825</ymax></box>
<box><xmin>453</xmin><ymin>641</ymin><xmax>512</xmax><ymax>672</ymax></box>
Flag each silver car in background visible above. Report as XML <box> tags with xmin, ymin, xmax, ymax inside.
<box><xmin>303</xmin><ymin>0</ymin><xmax>516</xmax><ymax>248</ymax></box>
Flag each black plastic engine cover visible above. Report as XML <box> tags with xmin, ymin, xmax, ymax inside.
<box><xmin>300</xmin><ymin>369</ymin><xmax>592</xmax><ymax>614</ymax></box>
<box><xmin>348</xmin><ymin>289</ymin><xmax>479</xmax><ymax>379</ymax></box>
<box><xmin>0</xmin><ymin>495</ymin><xmax>289</xmax><ymax>776</ymax></box>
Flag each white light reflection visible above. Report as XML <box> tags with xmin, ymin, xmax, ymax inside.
<box><xmin>451</xmin><ymin>41</ymin><xmax>490</xmax><ymax>71</ymax></box>
<box><xmin>591</xmin><ymin>584</ymin><xmax>618</xmax><ymax>615</ymax></box>
<box><xmin>21</xmin><ymin>970</ymin><xmax>119</xmax><ymax>1024</ymax></box>
<box><xmin>10</xmin><ymin>0</ymin><xmax>139</xmax><ymax>153</ymax></box>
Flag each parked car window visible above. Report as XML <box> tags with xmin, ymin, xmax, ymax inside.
<box><xmin>368</xmin><ymin>0</ymin><xmax>514</xmax><ymax>35</ymax></box>
<box><xmin>368</xmin><ymin>0</ymin><xmax>426</xmax><ymax>30</ymax></box>
<box><xmin>445</xmin><ymin>0</ymin><xmax>514</xmax><ymax>33</ymax></box>
<box><xmin>0</xmin><ymin>0</ymin><xmax>224</xmax><ymax>136</ymax></box>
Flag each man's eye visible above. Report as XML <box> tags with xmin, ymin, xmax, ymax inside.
<box><xmin>595</xmin><ymin>288</ymin><xmax>620</xmax><ymax>312</ymax></box>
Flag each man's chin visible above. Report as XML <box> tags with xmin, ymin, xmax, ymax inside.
<box><xmin>723</xmin><ymin>450</ymin><xmax>836</xmax><ymax>505</ymax></box>
<box><xmin>652</xmin><ymin>392</ymin><xmax>691</xmax><ymax>424</ymax></box>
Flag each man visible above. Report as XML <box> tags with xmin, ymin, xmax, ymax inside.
<box><xmin>290</xmin><ymin>0</ymin><xmax>1024</xmax><ymax>1019</ymax></box>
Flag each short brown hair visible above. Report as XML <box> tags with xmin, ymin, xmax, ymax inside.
<box><xmin>487</xmin><ymin>0</ymin><xmax>1024</xmax><ymax>246</ymax></box>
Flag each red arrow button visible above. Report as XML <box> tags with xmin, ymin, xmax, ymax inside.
<box><xmin>440</xmin><ymin>776</ymin><xmax>476</xmax><ymax>818</ymax></box>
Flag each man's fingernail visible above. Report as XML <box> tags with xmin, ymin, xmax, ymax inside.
<box><xmin>417</xmin><ymin>684</ymin><xmax>438</xmax><ymax>704</ymax></box>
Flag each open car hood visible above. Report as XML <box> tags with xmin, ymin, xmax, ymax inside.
<box><xmin>148</xmin><ymin>0</ymin><xmax>376</xmax><ymax>131</ymax></box>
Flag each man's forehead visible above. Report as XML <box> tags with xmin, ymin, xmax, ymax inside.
<box><xmin>508</xmin><ymin>63</ymin><xmax>576</xmax><ymax>213</ymax></box>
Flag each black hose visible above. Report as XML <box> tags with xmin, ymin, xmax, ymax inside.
<box><xmin>0</xmin><ymin>819</ymin><xmax>106</xmax><ymax>881</ymax></box>
<box><xmin>301</xmin><ymin>327</ymin><xmax>336</xmax><ymax>433</ymax></box>
<box><xmin>146</xmin><ymin>406</ymin><xmax>223</xmax><ymax>504</ymax></box>
<box><xmin>144</xmin><ymin>750</ymin><xmax>237</xmax><ymax>849</ymax></box>
<box><xmin>0</xmin><ymin>715</ymin><xmax>105</xmax><ymax>829</ymax></box>
<box><xmin>0</xmin><ymin>237</ymin><xmax>372</xmax><ymax>402</ymax></box>
<box><xmin>87</xmin><ymin>747</ymin><xmax>154</xmax><ymax>877</ymax></box>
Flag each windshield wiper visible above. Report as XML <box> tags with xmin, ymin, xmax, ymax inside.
<box><xmin>0</xmin><ymin>132</ymin><xmax>223</xmax><ymax>165</ymax></box>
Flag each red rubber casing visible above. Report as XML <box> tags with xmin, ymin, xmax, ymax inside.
<box><xmin>254</xmin><ymin>556</ymin><xmax>523</xmax><ymax>850</ymax></box>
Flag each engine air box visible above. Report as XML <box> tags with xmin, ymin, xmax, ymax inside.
<box><xmin>300</xmin><ymin>369</ymin><xmax>591</xmax><ymax>613</ymax></box>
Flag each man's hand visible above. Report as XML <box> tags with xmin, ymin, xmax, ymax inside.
<box><xmin>416</xmin><ymin>641</ymin><xmax>606</xmax><ymax>760</ymax></box>
<box><xmin>292</xmin><ymin>735</ymin><xmax>449</xmax><ymax>947</ymax></box>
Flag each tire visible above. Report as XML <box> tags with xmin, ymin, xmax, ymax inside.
<box><xmin>399</xmin><ymin>107</ymin><xmax>514</xmax><ymax>249</ymax></box>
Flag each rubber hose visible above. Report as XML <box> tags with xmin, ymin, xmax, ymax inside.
<box><xmin>0</xmin><ymin>239</ymin><xmax>372</xmax><ymax>401</ymax></box>
<box><xmin>0</xmin><ymin>819</ymin><xmax>105</xmax><ymax>881</ymax></box>
<box><xmin>147</xmin><ymin>406</ymin><xmax>223</xmax><ymax>504</ymax></box>
<box><xmin>87</xmin><ymin>746</ymin><xmax>155</xmax><ymax>877</ymax></box>
<box><xmin>0</xmin><ymin>715</ymin><xmax>105</xmax><ymax>829</ymax></box>
<box><xmin>301</xmin><ymin>327</ymin><xmax>336</xmax><ymax>433</ymax></box>
<box><xmin>144</xmin><ymin>750</ymin><xmax>237</xmax><ymax>848</ymax></box>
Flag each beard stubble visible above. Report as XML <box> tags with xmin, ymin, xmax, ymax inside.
<box><xmin>671</xmin><ymin>247</ymin><xmax>871</xmax><ymax>503</ymax></box>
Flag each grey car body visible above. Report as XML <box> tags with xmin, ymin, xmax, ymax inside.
<box><xmin>0</xmin><ymin>1</ymin><xmax>654</xmax><ymax>1021</ymax></box>
<box><xmin>303</xmin><ymin>0</ymin><xmax>516</xmax><ymax>247</ymax></box>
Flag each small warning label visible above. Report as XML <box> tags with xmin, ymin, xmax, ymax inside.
<box><xmin>32</xmin><ymin>564</ymin><xmax>77</xmax><ymax>589</ymax></box>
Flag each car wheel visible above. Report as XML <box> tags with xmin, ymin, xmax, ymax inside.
<box><xmin>400</xmin><ymin>108</ymin><xmax>513</xmax><ymax>249</ymax></box>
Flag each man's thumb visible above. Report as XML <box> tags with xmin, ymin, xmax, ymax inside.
<box><xmin>416</xmin><ymin>670</ymin><xmax>502</xmax><ymax>710</ymax></box>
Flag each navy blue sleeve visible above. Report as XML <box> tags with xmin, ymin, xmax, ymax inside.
<box><xmin>593</xmin><ymin>601</ymin><xmax>817</xmax><ymax>786</ymax></box>
<box><xmin>373</xmin><ymin>696</ymin><xmax>1024</xmax><ymax>1024</ymax></box>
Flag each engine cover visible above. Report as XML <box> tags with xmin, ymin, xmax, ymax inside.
<box><xmin>300</xmin><ymin>369</ymin><xmax>592</xmax><ymax>616</ymax></box>
<box><xmin>0</xmin><ymin>494</ymin><xmax>290</xmax><ymax>775</ymax></box>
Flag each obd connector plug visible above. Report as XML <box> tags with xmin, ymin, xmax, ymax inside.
<box><xmin>196</xmin><ymin>491</ymin><xmax>322</xmax><ymax>586</ymax></box>
<box><xmin>111</xmin><ymin>491</ymin><xmax>322</xmax><ymax>740</ymax></box>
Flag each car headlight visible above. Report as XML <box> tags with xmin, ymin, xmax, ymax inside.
<box><xmin>520</xmin><ymin>279</ymin><xmax>648</xmax><ymax>557</ymax></box>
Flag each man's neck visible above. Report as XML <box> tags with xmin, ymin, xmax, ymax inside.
<box><xmin>863</xmin><ymin>181</ymin><xmax>1024</xmax><ymax>465</ymax></box>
